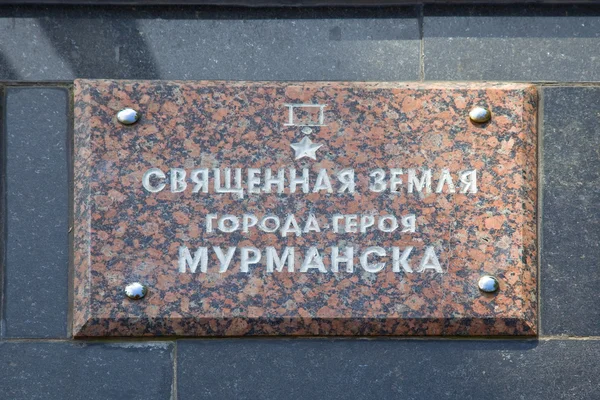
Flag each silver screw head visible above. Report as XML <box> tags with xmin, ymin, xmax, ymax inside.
<box><xmin>125</xmin><ymin>282</ymin><xmax>147</xmax><ymax>300</ymax></box>
<box><xmin>469</xmin><ymin>106</ymin><xmax>491</xmax><ymax>123</ymax></box>
<box><xmin>117</xmin><ymin>108</ymin><xmax>140</xmax><ymax>125</ymax></box>
<box><xmin>478</xmin><ymin>275</ymin><xmax>500</xmax><ymax>293</ymax></box>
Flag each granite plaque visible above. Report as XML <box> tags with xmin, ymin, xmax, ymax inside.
<box><xmin>73</xmin><ymin>80</ymin><xmax>537</xmax><ymax>337</ymax></box>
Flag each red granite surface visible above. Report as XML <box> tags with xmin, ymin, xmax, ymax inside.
<box><xmin>73</xmin><ymin>80</ymin><xmax>537</xmax><ymax>337</ymax></box>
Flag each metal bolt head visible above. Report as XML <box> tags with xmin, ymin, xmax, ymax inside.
<box><xmin>469</xmin><ymin>106</ymin><xmax>491</xmax><ymax>123</ymax></box>
<box><xmin>117</xmin><ymin>108</ymin><xmax>140</xmax><ymax>125</ymax></box>
<box><xmin>125</xmin><ymin>282</ymin><xmax>147</xmax><ymax>300</ymax></box>
<box><xmin>478</xmin><ymin>275</ymin><xmax>500</xmax><ymax>293</ymax></box>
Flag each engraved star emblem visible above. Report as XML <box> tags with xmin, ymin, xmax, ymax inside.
<box><xmin>290</xmin><ymin>136</ymin><xmax>323</xmax><ymax>160</ymax></box>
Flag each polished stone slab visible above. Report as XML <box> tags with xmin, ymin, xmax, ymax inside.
<box><xmin>0</xmin><ymin>342</ymin><xmax>174</xmax><ymax>400</ymax></box>
<box><xmin>73</xmin><ymin>80</ymin><xmax>537</xmax><ymax>337</ymax></box>
<box><xmin>4</xmin><ymin>87</ymin><xmax>70</xmax><ymax>338</ymax></box>
<box><xmin>177</xmin><ymin>339</ymin><xmax>600</xmax><ymax>400</ymax></box>
<box><xmin>541</xmin><ymin>87</ymin><xmax>600</xmax><ymax>336</ymax></box>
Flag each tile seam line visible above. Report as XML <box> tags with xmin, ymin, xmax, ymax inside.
<box><xmin>4</xmin><ymin>336</ymin><xmax>600</xmax><ymax>343</ymax></box>
<box><xmin>418</xmin><ymin>4</ymin><xmax>424</xmax><ymax>81</ymax></box>
<box><xmin>537</xmin><ymin>86</ymin><xmax>544</xmax><ymax>336</ymax></box>
<box><xmin>67</xmin><ymin>84</ymin><xmax>75</xmax><ymax>339</ymax></box>
<box><xmin>0</xmin><ymin>85</ymin><xmax>6</xmax><ymax>340</ymax></box>
<box><xmin>5</xmin><ymin>79</ymin><xmax>600</xmax><ymax>82</ymax></box>
<box><xmin>0</xmin><ymin>81</ymin><xmax>72</xmax><ymax>87</ymax></box>
<box><xmin>172</xmin><ymin>340</ymin><xmax>178</xmax><ymax>400</ymax></box>
<box><xmin>6</xmin><ymin>82</ymin><xmax>600</xmax><ymax>87</ymax></box>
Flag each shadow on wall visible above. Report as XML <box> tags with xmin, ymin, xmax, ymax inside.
<box><xmin>0</xmin><ymin>5</ymin><xmax>419</xmax><ymax>81</ymax></box>
<box><xmin>3</xmin><ymin>5</ymin><xmax>600</xmax><ymax>81</ymax></box>
<box><xmin>0</xmin><ymin>51</ymin><xmax>18</xmax><ymax>79</ymax></box>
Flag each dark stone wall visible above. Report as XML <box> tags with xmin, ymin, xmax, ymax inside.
<box><xmin>1</xmin><ymin>5</ymin><xmax>599</xmax><ymax>399</ymax></box>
